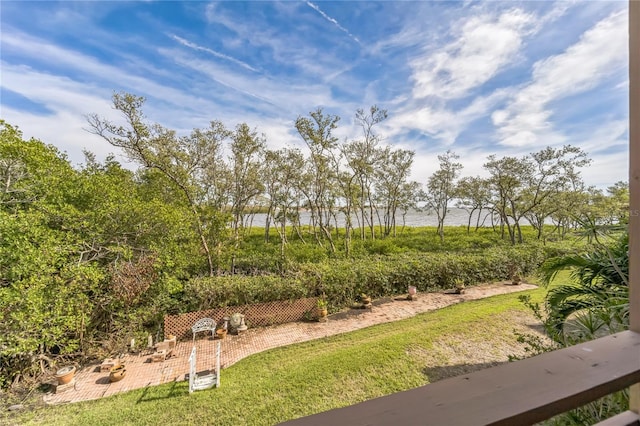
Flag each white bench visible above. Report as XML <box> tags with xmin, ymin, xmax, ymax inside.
<box><xmin>191</xmin><ymin>317</ymin><xmax>216</xmax><ymax>342</ymax></box>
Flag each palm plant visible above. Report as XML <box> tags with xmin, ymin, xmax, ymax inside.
<box><xmin>526</xmin><ymin>229</ymin><xmax>630</xmax><ymax>424</ymax></box>
<box><xmin>540</xmin><ymin>231</ymin><xmax>629</xmax><ymax>344</ymax></box>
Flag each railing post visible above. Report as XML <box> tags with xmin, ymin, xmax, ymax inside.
<box><xmin>629</xmin><ymin>0</ymin><xmax>640</xmax><ymax>413</ymax></box>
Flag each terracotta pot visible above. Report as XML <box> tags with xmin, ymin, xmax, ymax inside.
<box><xmin>109</xmin><ymin>365</ymin><xmax>126</xmax><ymax>382</ymax></box>
<box><xmin>216</xmin><ymin>329</ymin><xmax>227</xmax><ymax>339</ymax></box>
<box><xmin>55</xmin><ymin>366</ymin><xmax>76</xmax><ymax>385</ymax></box>
<box><xmin>408</xmin><ymin>286</ymin><xmax>417</xmax><ymax>296</ymax></box>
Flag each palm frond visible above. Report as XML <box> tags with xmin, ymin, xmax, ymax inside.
<box><xmin>539</xmin><ymin>255</ymin><xmax>588</xmax><ymax>285</ymax></box>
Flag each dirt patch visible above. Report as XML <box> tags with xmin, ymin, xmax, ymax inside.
<box><xmin>407</xmin><ymin>309</ymin><xmax>551</xmax><ymax>383</ymax></box>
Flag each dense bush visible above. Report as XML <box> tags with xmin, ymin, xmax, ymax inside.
<box><xmin>183</xmin><ymin>274</ymin><xmax>311</xmax><ymax>311</ymax></box>
<box><xmin>180</xmin><ymin>244</ymin><xmax>547</xmax><ymax>313</ymax></box>
<box><xmin>303</xmin><ymin>245</ymin><xmax>546</xmax><ymax>309</ymax></box>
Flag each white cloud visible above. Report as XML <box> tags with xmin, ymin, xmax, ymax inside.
<box><xmin>584</xmin><ymin>150</ymin><xmax>629</xmax><ymax>189</ymax></box>
<box><xmin>386</xmin><ymin>88</ymin><xmax>511</xmax><ymax>147</ymax></box>
<box><xmin>407</xmin><ymin>135</ymin><xmax>628</xmax><ymax>190</ymax></box>
<box><xmin>159</xmin><ymin>48</ymin><xmax>338</xmax><ymax>117</ymax></box>
<box><xmin>204</xmin><ymin>2</ymin><xmax>238</xmax><ymax>31</ymax></box>
<box><xmin>251</xmin><ymin>118</ymin><xmax>302</xmax><ymax>152</ymax></box>
<box><xmin>493</xmin><ymin>9</ymin><xmax>628</xmax><ymax>147</ymax></box>
<box><xmin>0</xmin><ymin>30</ymin><xmax>216</xmax><ymax>116</ymax></box>
<box><xmin>1</xmin><ymin>62</ymin><xmax>304</xmax><ymax>168</ymax></box>
<box><xmin>0</xmin><ymin>65</ymin><xmax>122</xmax><ymax>165</ymax></box>
<box><xmin>380</xmin><ymin>6</ymin><xmax>554</xmax><ymax>150</ymax></box>
<box><xmin>204</xmin><ymin>2</ymin><xmax>358</xmax><ymax>84</ymax></box>
<box><xmin>409</xmin><ymin>147</ymin><xmax>490</xmax><ymax>186</ymax></box>
<box><xmin>569</xmin><ymin>119</ymin><xmax>628</xmax><ymax>156</ymax></box>
<box><xmin>169</xmin><ymin>34</ymin><xmax>259</xmax><ymax>73</ymax></box>
<box><xmin>305</xmin><ymin>1</ymin><xmax>360</xmax><ymax>45</ymax></box>
<box><xmin>410</xmin><ymin>8</ymin><xmax>537</xmax><ymax>100</ymax></box>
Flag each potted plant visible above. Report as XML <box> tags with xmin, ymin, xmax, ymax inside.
<box><xmin>359</xmin><ymin>293</ymin><xmax>372</xmax><ymax>305</ymax></box>
<box><xmin>512</xmin><ymin>269</ymin><xmax>522</xmax><ymax>285</ymax></box>
<box><xmin>407</xmin><ymin>285</ymin><xmax>418</xmax><ymax>300</ymax></box>
<box><xmin>109</xmin><ymin>364</ymin><xmax>126</xmax><ymax>382</ymax></box>
<box><xmin>317</xmin><ymin>298</ymin><xmax>328</xmax><ymax>319</ymax></box>
<box><xmin>454</xmin><ymin>278</ymin><xmax>466</xmax><ymax>294</ymax></box>
<box><xmin>508</xmin><ymin>264</ymin><xmax>522</xmax><ymax>285</ymax></box>
<box><xmin>215</xmin><ymin>327</ymin><xmax>228</xmax><ymax>339</ymax></box>
<box><xmin>54</xmin><ymin>365</ymin><xmax>76</xmax><ymax>385</ymax></box>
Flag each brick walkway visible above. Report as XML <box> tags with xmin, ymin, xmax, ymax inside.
<box><xmin>43</xmin><ymin>282</ymin><xmax>536</xmax><ymax>405</ymax></box>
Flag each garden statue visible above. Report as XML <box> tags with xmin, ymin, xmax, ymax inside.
<box><xmin>229</xmin><ymin>313</ymin><xmax>248</xmax><ymax>333</ymax></box>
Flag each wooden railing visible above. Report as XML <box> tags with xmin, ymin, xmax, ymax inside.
<box><xmin>282</xmin><ymin>331</ymin><xmax>640</xmax><ymax>425</ymax></box>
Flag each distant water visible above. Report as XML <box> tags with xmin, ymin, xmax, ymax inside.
<box><xmin>245</xmin><ymin>208</ymin><xmax>498</xmax><ymax>228</ymax></box>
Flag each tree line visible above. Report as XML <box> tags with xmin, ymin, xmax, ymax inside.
<box><xmin>0</xmin><ymin>93</ymin><xmax>629</xmax><ymax>387</ymax></box>
<box><xmin>88</xmin><ymin>93</ymin><xmax>626</xmax><ymax>261</ymax></box>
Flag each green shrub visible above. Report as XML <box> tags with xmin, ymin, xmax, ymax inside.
<box><xmin>286</xmin><ymin>244</ymin><xmax>329</xmax><ymax>263</ymax></box>
<box><xmin>232</xmin><ymin>250</ymin><xmax>282</xmax><ymax>275</ymax></box>
<box><xmin>180</xmin><ymin>244</ymin><xmax>547</xmax><ymax>317</ymax></box>
<box><xmin>183</xmin><ymin>274</ymin><xmax>311</xmax><ymax>311</ymax></box>
<box><xmin>361</xmin><ymin>239</ymin><xmax>404</xmax><ymax>255</ymax></box>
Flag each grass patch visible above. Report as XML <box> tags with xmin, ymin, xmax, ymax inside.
<box><xmin>8</xmin><ymin>285</ymin><xmax>547</xmax><ymax>426</ymax></box>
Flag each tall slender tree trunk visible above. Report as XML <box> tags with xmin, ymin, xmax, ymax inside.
<box><xmin>190</xmin><ymin>204</ymin><xmax>215</xmax><ymax>277</ymax></box>
<box><xmin>264</xmin><ymin>206</ymin><xmax>272</xmax><ymax>243</ymax></box>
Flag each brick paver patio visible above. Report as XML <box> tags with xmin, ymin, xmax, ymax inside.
<box><xmin>43</xmin><ymin>282</ymin><xmax>536</xmax><ymax>405</ymax></box>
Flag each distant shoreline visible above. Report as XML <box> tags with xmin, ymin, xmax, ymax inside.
<box><xmin>242</xmin><ymin>208</ymin><xmax>510</xmax><ymax>229</ymax></box>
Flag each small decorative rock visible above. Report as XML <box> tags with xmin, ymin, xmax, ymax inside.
<box><xmin>54</xmin><ymin>378</ymin><xmax>76</xmax><ymax>393</ymax></box>
<box><xmin>152</xmin><ymin>350</ymin><xmax>167</xmax><ymax>362</ymax></box>
<box><xmin>100</xmin><ymin>358</ymin><xmax>120</xmax><ymax>372</ymax></box>
<box><xmin>8</xmin><ymin>404</ymin><xmax>25</xmax><ymax>412</ymax></box>
<box><xmin>453</xmin><ymin>285</ymin><xmax>466</xmax><ymax>294</ymax></box>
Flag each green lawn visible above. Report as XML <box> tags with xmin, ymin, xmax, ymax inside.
<box><xmin>8</xmin><ymin>284</ymin><xmax>547</xmax><ymax>426</ymax></box>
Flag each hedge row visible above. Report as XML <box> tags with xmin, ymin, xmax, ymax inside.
<box><xmin>183</xmin><ymin>274</ymin><xmax>310</xmax><ymax>312</ymax></box>
<box><xmin>183</xmin><ymin>245</ymin><xmax>547</xmax><ymax>313</ymax></box>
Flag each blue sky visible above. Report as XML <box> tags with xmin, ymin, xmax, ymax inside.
<box><xmin>0</xmin><ymin>1</ymin><xmax>629</xmax><ymax>188</ymax></box>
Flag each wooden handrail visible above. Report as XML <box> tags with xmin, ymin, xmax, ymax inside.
<box><xmin>628</xmin><ymin>0</ymin><xmax>640</xmax><ymax>413</ymax></box>
<box><xmin>594</xmin><ymin>411</ymin><xmax>640</xmax><ymax>426</ymax></box>
<box><xmin>282</xmin><ymin>331</ymin><xmax>640</xmax><ymax>426</ymax></box>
